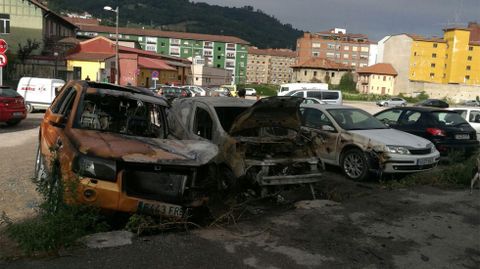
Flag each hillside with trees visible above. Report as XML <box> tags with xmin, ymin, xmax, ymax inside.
<box><xmin>46</xmin><ymin>0</ymin><xmax>303</xmax><ymax>49</ymax></box>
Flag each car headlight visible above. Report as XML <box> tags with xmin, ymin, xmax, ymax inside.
<box><xmin>385</xmin><ymin>145</ymin><xmax>411</xmax><ymax>155</ymax></box>
<box><xmin>73</xmin><ymin>154</ymin><xmax>117</xmax><ymax>182</ymax></box>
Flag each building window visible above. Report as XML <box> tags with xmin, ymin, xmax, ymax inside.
<box><xmin>327</xmin><ymin>43</ymin><xmax>335</xmax><ymax>49</ymax></box>
<box><xmin>326</xmin><ymin>52</ymin><xmax>334</xmax><ymax>58</ymax></box>
<box><xmin>383</xmin><ymin>76</ymin><xmax>386</xmax><ymax>81</ymax></box>
<box><xmin>344</xmin><ymin>45</ymin><xmax>349</xmax><ymax>51</ymax></box>
<box><xmin>430</xmin><ymin>73</ymin><xmax>435</xmax><ymax>78</ymax></box>
<box><xmin>432</xmin><ymin>53</ymin><xmax>437</xmax><ymax>58</ymax></box>
<box><xmin>170</xmin><ymin>38</ymin><xmax>181</xmax><ymax>46</ymax></box>
<box><xmin>414</xmin><ymin>52</ymin><xmax>417</xmax><ymax>56</ymax></box>
<box><xmin>343</xmin><ymin>54</ymin><xmax>349</xmax><ymax>59</ymax></box>
<box><xmin>0</xmin><ymin>14</ymin><xmax>10</xmax><ymax>34</ymax></box>
<box><xmin>469</xmin><ymin>46</ymin><xmax>473</xmax><ymax>51</ymax></box>
<box><xmin>304</xmin><ymin>71</ymin><xmax>307</xmax><ymax>76</ymax></box>
<box><xmin>468</xmin><ymin>56</ymin><xmax>472</xmax><ymax>61</ymax></box>
<box><xmin>443</xmin><ymin>73</ymin><xmax>446</xmax><ymax>78</ymax></box>
<box><xmin>431</xmin><ymin>63</ymin><xmax>435</xmax><ymax>68</ymax></box>
<box><xmin>331</xmin><ymin>72</ymin><xmax>335</xmax><ymax>77</ymax></box>
<box><xmin>312</xmin><ymin>42</ymin><xmax>321</xmax><ymax>48</ymax></box>
<box><xmin>433</xmin><ymin>43</ymin><xmax>438</xmax><ymax>48</ymax></box>
<box><xmin>312</xmin><ymin>52</ymin><xmax>320</xmax><ymax>57</ymax></box>
<box><xmin>352</xmin><ymin>46</ymin><xmax>358</xmax><ymax>52</ymax></box>
<box><xmin>313</xmin><ymin>71</ymin><xmax>317</xmax><ymax>76</ymax></box>
<box><xmin>466</xmin><ymin>65</ymin><xmax>471</xmax><ymax>71</ymax></box>
<box><xmin>204</xmin><ymin>41</ymin><xmax>213</xmax><ymax>48</ymax></box>
<box><xmin>465</xmin><ymin>75</ymin><xmax>470</xmax><ymax>81</ymax></box>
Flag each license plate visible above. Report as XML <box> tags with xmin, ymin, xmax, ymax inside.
<box><xmin>137</xmin><ymin>200</ymin><xmax>184</xmax><ymax>218</ymax></box>
<box><xmin>12</xmin><ymin>112</ymin><xmax>23</xmax><ymax>117</ymax></box>
<box><xmin>455</xmin><ymin>134</ymin><xmax>470</xmax><ymax>140</ymax></box>
<box><xmin>417</xmin><ymin>157</ymin><xmax>435</xmax><ymax>166</ymax></box>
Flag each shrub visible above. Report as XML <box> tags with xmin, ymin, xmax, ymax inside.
<box><xmin>244</xmin><ymin>84</ymin><xmax>278</xmax><ymax>96</ymax></box>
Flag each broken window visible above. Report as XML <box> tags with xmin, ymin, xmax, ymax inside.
<box><xmin>75</xmin><ymin>93</ymin><xmax>166</xmax><ymax>138</ymax></box>
<box><xmin>215</xmin><ymin>107</ymin><xmax>249</xmax><ymax>132</ymax></box>
<box><xmin>193</xmin><ymin>107</ymin><xmax>213</xmax><ymax>140</ymax></box>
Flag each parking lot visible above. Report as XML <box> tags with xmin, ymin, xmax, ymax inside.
<box><xmin>0</xmin><ymin>102</ymin><xmax>479</xmax><ymax>268</ymax></box>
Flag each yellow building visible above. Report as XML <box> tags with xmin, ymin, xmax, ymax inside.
<box><xmin>357</xmin><ymin>63</ymin><xmax>397</xmax><ymax>94</ymax></box>
<box><xmin>409</xmin><ymin>23</ymin><xmax>480</xmax><ymax>85</ymax></box>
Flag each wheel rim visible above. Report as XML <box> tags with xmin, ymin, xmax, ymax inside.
<box><xmin>343</xmin><ymin>152</ymin><xmax>365</xmax><ymax>179</ymax></box>
<box><xmin>26</xmin><ymin>104</ymin><xmax>33</xmax><ymax>113</ymax></box>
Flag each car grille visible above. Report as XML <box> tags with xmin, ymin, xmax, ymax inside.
<box><xmin>123</xmin><ymin>164</ymin><xmax>193</xmax><ymax>204</ymax></box>
<box><xmin>392</xmin><ymin>163</ymin><xmax>437</xmax><ymax>171</ymax></box>
<box><xmin>409</xmin><ymin>148</ymin><xmax>432</xmax><ymax>155</ymax></box>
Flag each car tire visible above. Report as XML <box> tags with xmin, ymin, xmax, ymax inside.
<box><xmin>341</xmin><ymin>148</ymin><xmax>369</xmax><ymax>181</ymax></box>
<box><xmin>6</xmin><ymin>120</ymin><xmax>21</xmax><ymax>126</ymax></box>
<box><xmin>384</xmin><ymin>103</ymin><xmax>389</xmax><ymax>107</ymax></box>
<box><xmin>26</xmin><ymin>103</ymin><xmax>34</xmax><ymax>113</ymax></box>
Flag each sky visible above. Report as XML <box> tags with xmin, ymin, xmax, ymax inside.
<box><xmin>193</xmin><ymin>0</ymin><xmax>480</xmax><ymax>41</ymax></box>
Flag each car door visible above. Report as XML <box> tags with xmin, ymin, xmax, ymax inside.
<box><xmin>40</xmin><ymin>85</ymin><xmax>79</xmax><ymax>168</ymax></box>
<box><xmin>467</xmin><ymin>109</ymin><xmax>480</xmax><ymax>140</ymax></box>
<box><xmin>396</xmin><ymin>110</ymin><xmax>427</xmax><ymax>138</ymax></box>
<box><xmin>301</xmin><ymin>107</ymin><xmax>340</xmax><ymax>163</ymax></box>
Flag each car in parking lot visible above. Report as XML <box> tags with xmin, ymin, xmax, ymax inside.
<box><xmin>0</xmin><ymin>86</ymin><xmax>27</xmax><ymax>126</ymax></box>
<box><xmin>301</xmin><ymin>104</ymin><xmax>440</xmax><ymax>180</ymax></box>
<box><xmin>167</xmin><ymin>96</ymin><xmax>323</xmax><ymax>196</ymax></box>
<box><xmin>374</xmin><ymin>107</ymin><xmax>478</xmax><ymax>156</ymax></box>
<box><xmin>244</xmin><ymin>88</ymin><xmax>257</xmax><ymax>96</ymax></box>
<box><xmin>462</xmin><ymin>100</ymin><xmax>480</xmax><ymax>107</ymax></box>
<box><xmin>208</xmin><ymin>86</ymin><xmax>231</xmax><ymax>97</ymax></box>
<box><xmin>35</xmin><ymin>81</ymin><xmax>218</xmax><ymax>218</ymax></box>
<box><xmin>285</xmin><ymin>89</ymin><xmax>343</xmax><ymax>105</ymax></box>
<box><xmin>182</xmin><ymin>85</ymin><xmax>207</xmax><ymax>96</ymax></box>
<box><xmin>376</xmin><ymin>97</ymin><xmax>407</xmax><ymax>107</ymax></box>
<box><xmin>161</xmin><ymin>86</ymin><xmax>192</xmax><ymax>100</ymax></box>
<box><xmin>415</xmin><ymin>99</ymin><xmax>449</xmax><ymax>108</ymax></box>
<box><xmin>448</xmin><ymin>107</ymin><xmax>480</xmax><ymax>141</ymax></box>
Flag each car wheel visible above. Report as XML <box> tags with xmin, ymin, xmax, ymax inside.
<box><xmin>402</xmin><ymin>103</ymin><xmax>407</xmax><ymax>107</ymax></box>
<box><xmin>6</xmin><ymin>120</ymin><xmax>21</xmax><ymax>126</ymax></box>
<box><xmin>384</xmin><ymin>102</ymin><xmax>389</xmax><ymax>107</ymax></box>
<box><xmin>341</xmin><ymin>148</ymin><xmax>369</xmax><ymax>181</ymax></box>
<box><xmin>26</xmin><ymin>103</ymin><xmax>34</xmax><ymax>113</ymax></box>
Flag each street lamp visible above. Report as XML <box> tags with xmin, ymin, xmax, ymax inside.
<box><xmin>104</xmin><ymin>6</ymin><xmax>119</xmax><ymax>84</ymax></box>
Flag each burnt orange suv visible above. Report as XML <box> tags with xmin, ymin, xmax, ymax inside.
<box><xmin>34</xmin><ymin>81</ymin><xmax>218</xmax><ymax>218</ymax></box>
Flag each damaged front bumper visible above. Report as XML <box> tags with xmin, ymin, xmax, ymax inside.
<box><xmin>375</xmin><ymin>151</ymin><xmax>441</xmax><ymax>173</ymax></box>
<box><xmin>245</xmin><ymin>157</ymin><xmax>322</xmax><ymax>186</ymax></box>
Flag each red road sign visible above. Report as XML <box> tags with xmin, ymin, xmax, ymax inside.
<box><xmin>0</xmin><ymin>53</ymin><xmax>7</xmax><ymax>67</ymax></box>
<box><xmin>0</xmin><ymin>39</ymin><xmax>7</xmax><ymax>54</ymax></box>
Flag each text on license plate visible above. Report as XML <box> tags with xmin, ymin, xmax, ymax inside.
<box><xmin>137</xmin><ymin>201</ymin><xmax>184</xmax><ymax>218</ymax></box>
<box><xmin>417</xmin><ymin>157</ymin><xmax>435</xmax><ymax>165</ymax></box>
<box><xmin>455</xmin><ymin>134</ymin><xmax>470</xmax><ymax>140</ymax></box>
<box><xmin>12</xmin><ymin>112</ymin><xmax>23</xmax><ymax>117</ymax></box>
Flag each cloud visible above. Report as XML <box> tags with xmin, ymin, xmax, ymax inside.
<box><xmin>193</xmin><ymin>0</ymin><xmax>480</xmax><ymax>41</ymax></box>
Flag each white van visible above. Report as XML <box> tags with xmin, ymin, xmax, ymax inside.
<box><xmin>278</xmin><ymin>83</ymin><xmax>328</xmax><ymax>96</ymax></box>
<box><xmin>17</xmin><ymin>77</ymin><xmax>65</xmax><ymax>112</ymax></box>
<box><xmin>286</xmin><ymin>89</ymin><xmax>343</xmax><ymax>105</ymax></box>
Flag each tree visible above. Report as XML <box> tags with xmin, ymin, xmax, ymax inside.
<box><xmin>338</xmin><ymin>72</ymin><xmax>356</xmax><ymax>92</ymax></box>
<box><xmin>17</xmin><ymin>39</ymin><xmax>40</xmax><ymax>64</ymax></box>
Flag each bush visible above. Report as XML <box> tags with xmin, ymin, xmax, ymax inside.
<box><xmin>342</xmin><ymin>91</ymin><xmax>430</xmax><ymax>103</ymax></box>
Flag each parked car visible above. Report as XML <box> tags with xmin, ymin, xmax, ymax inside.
<box><xmin>415</xmin><ymin>99</ymin><xmax>449</xmax><ymax>108</ymax></box>
<box><xmin>208</xmin><ymin>86</ymin><xmax>231</xmax><ymax>97</ymax></box>
<box><xmin>448</xmin><ymin>107</ymin><xmax>480</xmax><ymax>141</ymax></box>
<box><xmin>376</xmin><ymin>97</ymin><xmax>407</xmax><ymax>107</ymax></box>
<box><xmin>462</xmin><ymin>100</ymin><xmax>480</xmax><ymax>107</ymax></box>
<box><xmin>35</xmin><ymin>81</ymin><xmax>218</xmax><ymax>218</ymax></box>
<box><xmin>161</xmin><ymin>86</ymin><xmax>192</xmax><ymax>100</ymax></box>
<box><xmin>244</xmin><ymin>88</ymin><xmax>257</xmax><ymax>96</ymax></box>
<box><xmin>374</xmin><ymin>107</ymin><xmax>478</xmax><ymax>156</ymax></box>
<box><xmin>301</xmin><ymin>104</ymin><xmax>440</xmax><ymax>181</ymax></box>
<box><xmin>221</xmin><ymin>84</ymin><xmax>238</xmax><ymax>97</ymax></box>
<box><xmin>0</xmin><ymin>86</ymin><xmax>27</xmax><ymax>126</ymax></box>
<box><xmin>16</xmin><ymin>77</ymin><xmax>65</xmax><ymax>112</ymax></box>
<box><xmin>285</xmin><ymin>89</ymin><xmax>343</xmax><ymax>105</ymax></box>
<box><xmin>167</xmin><ymin>96</ymin><xmax>323</xmax><ymax>197</ymax></box>
<box><xmin>182</xmin><ymin>85</ymin><xmax>207</xmax><ymax>96</ymax></box>
<box><xmin>302</xmin><ymin>98</ymin><xmax>327</xmax><ymax>105</ymax></box>
<box><xmin>278</xmin><ymin>83</ymin><xmax>328</xmax><ymax>96</ymax></box>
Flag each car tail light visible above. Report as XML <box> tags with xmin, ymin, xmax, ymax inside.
<box><xmin>426</xmin><ymin>128</ymin><xmax>446</xmax><ymax>136</ymax></box>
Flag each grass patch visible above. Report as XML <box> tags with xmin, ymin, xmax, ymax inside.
<box><xmin>342</xmin><ymin>91</ymin><xmax>431</xmax><ymax>104</ymax></box>
<box><xmin>1</xmin><ymin>151</ymin><xmax>109</xmax><ymax>255</ymax></box>
<box><xmin>381</xmin><ymin>153</ymin><xmax>478</xmax><ymax>189</ymax></box>
<box><xmin>242</xmin><ymin>84</ymin><xmax>278</xmax><ymax>96</ymax></box>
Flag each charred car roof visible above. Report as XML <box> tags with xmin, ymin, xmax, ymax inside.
<box><xmin>84</xmin><ymin>85</ymin><xmax>169</xmax><ymax>107</ymax></box>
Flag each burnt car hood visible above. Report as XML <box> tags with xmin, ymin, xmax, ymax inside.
<box><xmin>229</xmin><ymin>96</ymin><xmax>303</xmax><ymax>135</ymax></box>
<box><xmin>68</xmin><ymin>129</ymin><xmax>218</xmax><ymax>166</ymax></box>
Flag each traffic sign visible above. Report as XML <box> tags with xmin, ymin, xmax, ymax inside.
<box><xmin>0</xmin><ymin>53</ymin><xmax>7</xmax><ymax>67</ymax></box>
<box><xmin>0</xmin><ymin>39</ymin><xmax>7</xmax><ymax>54</ymax></box>
<box><xmin>152</xmin><ymin>70</ymin><xmax>159</xmax><ymax>80</ymax></box>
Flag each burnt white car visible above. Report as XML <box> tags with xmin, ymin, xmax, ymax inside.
<box><xmin>168</xmin><ymin>96</ymin><xmax>322</xmax><ymax>196</ymax></box>
<box><xmin>301</xmin><ymin>104</ymin><xmax>440</xmax><ymax>180</ymax></box>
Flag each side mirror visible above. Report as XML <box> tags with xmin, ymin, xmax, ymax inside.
<box><xmin>321</xmin><ymin>125</ymin><xmax>335</xmax><ymax>132</ymax></box>
<box><xmin>47</xmin><ymin>113</ymin><xmax>65</xmax><ymax>127</ymax></box>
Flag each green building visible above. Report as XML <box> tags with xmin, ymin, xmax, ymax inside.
<box><xmin>74</xmin><ymin>24</ymin><xmax>249</xmax><ymax>84</ymax></box>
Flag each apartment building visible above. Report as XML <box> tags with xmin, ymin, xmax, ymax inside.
<box><xmin>246</xmin><ymin>47</ymin><xmax>296</xmax><ymax>84</ymax></box>
<box><xmin>296</xmin><ymin>28</ymin><xmax>372</xmax><ymax>69</ymax></box>
<box><xmin>356</xmin><ymin>63</ymin><xmax>397</xmax><ymax>94</ymax></box>
<box><xmin>382</xmin><ymin>22</ymin><xmax>480</xmax><ymax>93</ymax></box>
<box><xmin>291</xmin><ymin>58</ymin><xmax>352</xmax><ymax>84</ymax></box>
<box><xmin>73</xmin><ymin>24</ymin><xmax>249</xmax><ymax>84</ymax></box>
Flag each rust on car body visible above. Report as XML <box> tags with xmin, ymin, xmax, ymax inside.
<box><xmin>36</xmin><ymin>81</ymin><xmax>219</xmax><ymax>218</ymax></box>
<box><xmin>167</xmin><ymin>96</ymin><xmax>322</xmax><ymax>197</ymax></box>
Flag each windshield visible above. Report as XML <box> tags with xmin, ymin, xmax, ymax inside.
<box><xmin>280</xmin><ymin>86</ymin><xmax>289</xmax><ymax>92</ymax></box>
<box><xmin>75</xmin><ymin>93</ymin><xmax>167</xmax><ymax>138</ymax></box>
<box><xmin>328</xmin><ymin>108</ymin><xmax>388</xmax><ymax>130</ymax></box>
<box><xmin>215</xmin><ymin>106</ymin><xmax>249</xmax><ymax>131</ymax></box>
<box><xmin>285</xmin><ymin>90</ymin><xmax>298</xmax><ymax>96</ymax></box>
<box><xmin>432</xmin><ymin>111</ymin><xmax>469</xmax><ymax>126</ymax></box>
<box><xmin>0</xmin><ymin>88</ymin><xmax>21</xmax><ymax>98</ymax></box>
